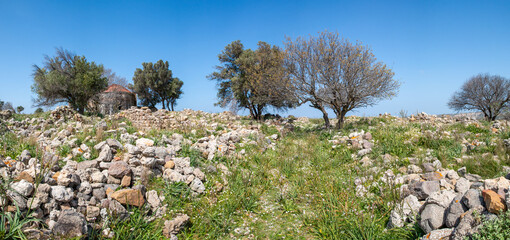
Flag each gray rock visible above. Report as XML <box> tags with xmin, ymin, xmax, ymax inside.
<box><xmin>190</xmin><ymin>178</ymin><xmax>205</xmax><ymax>193</ymax></box>
<box><xmin>7</xmin><ymin>190</ymin><xmax>27</xmax><ymax>210</ymax></box>
<box><xmin>51</xmin><ymin>186</ymin><xmax>74</xmax><ymax>202</ymax></box>
<box><xmin>19</xmin><ymin>150</ymin><xmax>31</xmax><ymax>164</ymax></box>
<box><xmin>94</xmin><ymin>141</ymin><xmax>107</xmax><ymax>151</ymax></box>
<box><xmin>455</xmin><ymin>177</ymin><xmax>470</xmax><ymax>195</ymax></box>
<box><xmin>96</xmin><ymin>145</ymin><xmax>112</xmax><ymax>162</ymax></box>
<box><xmin>92</xmin><ymin>188</ymin><xmax>106</xmax><ymax>200</ymax></box>
<box><xmin>101</xmin><ymin>199</ymin><xmax>129</xmax><ymax>219</ymax></box>
<box><xmin>141</xmin><ymin>157</ymin><xmax>156</xmax><ymax>168</ymax></box>
<box><xmin>155</xmin><ymin>147</ymin><xmax>168</xmax><ymax>159</ymax></box>
<box><xmin>142</xmin><ymin>147</ymin><xmax>156</xmax><ymax>157</ymax></box>
<box><xmin>11</xmin><ymin>179</ymin><xmax>34</xmax><ymax>197</ymax></box>
<box><xmin>419</xmin><ymin>228</ymin><xmax>453</xmax><ymax>240</ymax></box>
<box><xmin>108</xmin><ymin>161</ymin><xmax>131</xmax><ymax>178</ymax></box>
<box><xmin>419</xmin><ymin>204</ymin><xmax>446</xmax><ymax>233</ymax></box>
<box><xmin>465</xmin><ymin>173</ymin><xmax>482</xmax><ymax>182</ymax></box>
<box><xmin>450</xmin><ymin>206</ymin><xmax>484</xmax><ymax>240</ymax></box>
<box><xmin>78</xmin><ymin>181</ymin><xmax>92</xmax><ymax>195</ymax></box>
<box><xmin>425</xmin><ymin>190</ymin><xmax>456</xmax><ymax>208</ymax></box>
<box><xmin>445</xmin><ymin>196</ymin><xmax>468</xmax><ymax>228</ymax></box>
<box><xmin>106</xmin><ymin>138</ymin><xmax>123</xmax><ymax>150</ymax></box>
<box><xmin>462</xmin><ymin>189</ymin><xmax>484</xmax><ymax>209</ymax></box>
<box><xmin>52</xmin><ymin>209</ymin><xmax>87</xmax><ymax>239</ymax></box>
<box><xmin>387</xmin><ymin>194</ymin><xmax>421</xmax><ymax>228</ymax></box>
<box><xmin>163</xmin><ymin>214</ymin><xmax>189</xmax><ymax>237</ymax></box>
<box><xmin>407</xmin><ymin>164</ymin><xmax>423</xmax><ymax>174</ymax></box>
<box><xmin>410</xmin><ymin>181</ymin><xmax>440</xmax><ymax>200</ymax></box>
<box><xmin>146</xmin><ymin>190</ymin><xmax>161</xmax><ymax>208</ymax></box>
<box><xmin>76</xmin><ymin>160</ymin><xmax>98</xmax><ymax>171</ymax></box>
<box><xmin>457</xmin><ymin>167</ymin><xmax>467</xmax><ymax>177</ymax></box>
<box><xmin>423</xmin><ymin>163</ymin><xmax>435</xmax><ymax>172</ymax></box>
<box><xmin>91</xmin><ymin>171</ymin><xmax>106</xmax><ymax>183</ymax></box>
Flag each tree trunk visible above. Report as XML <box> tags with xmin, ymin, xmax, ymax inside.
<box><xmin>336</xmin><ymin>110</ymin><xmax>347</xmax><ymax>129</ymax></box>
<box><xmin>319</xmin><ymin>107</ymin><xmax>331</xmax><ymax>128</ymax></box>
<box><xmin>161</xmin><ymin>99</ymin><xmax>166</xmax><ymax>110</ymax></box>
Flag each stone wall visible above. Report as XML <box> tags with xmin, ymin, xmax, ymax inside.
<box><xmin>96</xmin><ymin>92</ymin><xmax>136</xmax><ymax>116</ymax></box>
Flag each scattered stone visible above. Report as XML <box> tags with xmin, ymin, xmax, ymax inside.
<box><xmin>111</xmin><ymin>189</ymin><xmax>145</xmax><ymax>207</ymax></box>
<box><xmin>482</xmin><ymin>189</ymin><xmax>507</xmax><ymax>214</ymax></box>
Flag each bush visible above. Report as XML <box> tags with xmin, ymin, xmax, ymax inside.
<box><xmin>470</xmin><ymin>211</ymin><xmax>510</xmax><ymax>239</ymax></box>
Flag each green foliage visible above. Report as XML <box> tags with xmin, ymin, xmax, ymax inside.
<box><xmin>34</xmin><ymin>108</ymin><xmax>44</xmax><ymax>114</ymax></box>
<box><xmin>0</xmin><ymin>205</ymin><xmax>40</xmax><ymax>240</ymax></box>
<box><xmin>32</xmin><ymin>48</ymin><xmax>108</xmax><ymax>114</ymax></box>
<box><xmin>132</xmin><ymin>60</ymin><xmax>183</xmax><ymax>110</ymax></box>
<box><xmin>15</xmin><ymin>106</ymin><xmax>24</xmax><ymax>114</ymax></box>
<box><xmin>209</xmin><ymin>40</ymin><xmax>296</xmax><ymax>120</ymax></box>
<box><xmin>470</xmin><ymin>211</ymin><xmax>510</xmax><ymax>240</ymax></box>
<box><xmin>99</xmin><ymin>208</ymin><xmax>165</xmax><ymax>240</ymax></box>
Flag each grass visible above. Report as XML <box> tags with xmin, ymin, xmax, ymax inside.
<box><xmin>5</xmin><ymin>111</ymin><xmax>510</xmax><ymax>239</ymax></box>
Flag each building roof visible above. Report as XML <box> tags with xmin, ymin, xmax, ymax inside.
<box><xmin>104</xmin><ymin>84</ymin><xmax>133</xmax><ymax>94</ymax></box>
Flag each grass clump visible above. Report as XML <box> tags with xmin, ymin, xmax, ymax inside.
<box><xmin>470</xmin><ymin>211</ymin><xmax>510</xmax><ymax>240</ymax></box>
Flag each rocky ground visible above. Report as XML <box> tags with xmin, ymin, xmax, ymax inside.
<box><xmin>1</xmin><ymin>108</ymin><xmax>510</xmax><ymax>239</ymax></box>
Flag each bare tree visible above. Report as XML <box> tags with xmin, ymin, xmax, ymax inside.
<box><xmin>103</xmin><ymin>68</ymin><xmax>129</xmax><ymax>88</ymax></box>
<box><xmin>285</xmin><ymin>33</ymin><xmax>332</xmax><ymax>128</ymax></box>
<box><xmin>448</xmin><ymin>73</ymin><xmax>510</xmax><ymax>121</ymax></box>
<box><xmin>285</xmin><ymin>31</ymin><xmax>399</xmax><ymax>128</ymax></box>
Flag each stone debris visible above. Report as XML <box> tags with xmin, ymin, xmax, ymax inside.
<box><xmin>0</xmin><ymin>105</ymin><xmax>284</xmax><ymax>239</ymax></box>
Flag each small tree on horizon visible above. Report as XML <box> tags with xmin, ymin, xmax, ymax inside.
<box><xmin>16</xmin><ymin>106</ymin><xmax>24</xmax><ymax>114</ymax></box>
<box><xmin>448</xmin><ymin>73</ymin><xmax>510</xmax><ymax>121</ymax></box>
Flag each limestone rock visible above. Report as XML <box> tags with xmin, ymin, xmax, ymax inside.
<box><xmin>482</xmin><ymin>189</ymin><xmax>507</xmax><ymax>214</ymax></box>
<box><xmin>111</xmin><ymin>189</ymin><xmax>145</xmax><ymax>207</ymax></box>
<box><xmin>52</xmin><ymin>210</ymin><xmax>87</xmax><ymax>239</ymax></box>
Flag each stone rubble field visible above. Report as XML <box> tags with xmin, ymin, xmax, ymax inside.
<box><xmin>2</xmin><ymin>108</ymin><xmax>510</xmax><ymax>239</ymax></box>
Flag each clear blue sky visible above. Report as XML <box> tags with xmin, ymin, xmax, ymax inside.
<box><xmin>1</xmin><ymin>0</ymin><xmax>509</xmax><ymax>117</ymax></box>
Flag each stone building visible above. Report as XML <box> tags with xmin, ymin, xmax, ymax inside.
<box><xmin>93</xmin><ymin>84</ymin><xmax>137</xmax><ymax>115</ymax></box>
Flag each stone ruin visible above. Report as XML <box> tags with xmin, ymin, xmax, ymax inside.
<box><xmin>89</xmin><ymin>84</ymin><xmax>136</xmax><ymax>115</ymax></box>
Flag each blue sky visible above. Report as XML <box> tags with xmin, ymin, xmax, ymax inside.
<box><xmin>1</xmin><ymin>0</ymin><xmax>509</xmax><ymax>117</ymax></box>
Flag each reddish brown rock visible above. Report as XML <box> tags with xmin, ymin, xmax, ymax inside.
<box><xmin>482</xmin><ymin>189</ymin><xmax>507</xmax><ymax>214</ymax></box>
<box><xmin>52</xmin><ymin>172</ymin><xmax>61</xmax><ymax>181</ymax></box>
<box><xmin>120</xmin><ymin>175</ymin><xmax>131</xmax><ymax>187</ymax></box>
<box><xmin>111</xmin><ymin>189</ymin><xmax>145</xmax><ymax>207</ymax></box>
<box><xmin>16</xmin><ymin>171</ymin><xmax>34</xmax><ymax>183</ymax></box>
<box><xmin>164</xmin><ymin>160</ymin><xmax>175</xmax><ymax>169</ymax></box>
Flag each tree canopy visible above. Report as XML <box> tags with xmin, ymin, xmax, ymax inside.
<box><xmin>132</xmin><ymin>60</ymin><xmax>183</xmax><ymax>110</ymax></box>
<box><xmin>448</xmin><ymin>73</ymin><xmax>510</xmax><ymax>121</ymax></box>
<box><xmin>31</xmin><ymin>48</ymin><xmax>108</xmax><ymax>114</ymax></box>
<box><xmin>209</xmin><ymin>41</ymin><xmax>296</xmax><ymax>120</ymax></box>
<box><xmin>285</xmin><ymin>31</ymin><xmax>399</xmax><ymax>128</ymax></box>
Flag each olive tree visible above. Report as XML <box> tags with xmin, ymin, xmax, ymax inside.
<box><xmin>209</xmin><ymin>41</ymin><xmax>296</xmax><ymax>120</ymax></box>
<box><xmin>32</xmin><ymin>48</ymin><xmax>108</xmax><ymax>114</ymax></box>
<box><xmin>448</xmin><ymin>73</ymin><xmax>510</xmax><ymax>121</ymax></box>
<box><xmin>132</xmin><ymin>60</ymin><xmax>183</xmax><ymax>110</ymax></box>
<box><xmin>286</xmin><ymin>31</ymin><xmax>399</xmax><ymax>128</ymax></box>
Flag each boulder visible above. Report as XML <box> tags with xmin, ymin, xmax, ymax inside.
<box><xmin>482</xmin><ymin>189</ymin><xmax>507</xmax><ymax>214</ymax></box>
<box><xmin>163</xmin><ymin>214</ymin><xmax>190</xmax><ymax>238</ymax></box>
<box><xmin>420</xmin><ymin>228</ymin><xmax>454</xmax><ymax>240</ymax></box>
<box><xmin>108</xmin><ymin>161</ymin><xmax>131</xmax><ymax>178</ymax></box>
<box><xmin>445</xmin><ymin>196</ymin><xmax>468</xmax><ymax>228</ymax></box>
<box><xmin>419</xmin><ymin>204</ymin><xmax>446</xmax><ymax>233</ymax></box>
<box><xmin>410</xmin><ymin>181</ymin><xmax>440</xmax><ymax>200</ymax></box>
<box><xmin>462</xmin><ymin>189</ymin><xmax>484</xmax><ymax>209</ymax></box>
<box><xmin>111</xmin><ymin>189</ymin><xmax>145</xmax><ymax>207</ymax></box>
<box><xmin>52</xmin><ymin>210</ymin><xmax>87</xmax><ymax>239</ymax></box>
<box><xmin>11</xmin><ymin>179</ymin><xmax>34</xmax><ymax>197</ymax></box>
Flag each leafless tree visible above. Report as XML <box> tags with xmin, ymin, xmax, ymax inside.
<box><xmin>285</xmin><ymin>31</ymin><xmax>399</xmax><ymax>128</ymax></box>
<box><xmin>285</xmin><ymin>33</ymin><xmax>332</xmax><ymax>128</ymax></box>
<box><xmin>448</xmin><ymin>73</ymin><xmax>510</xmax><ymax>121</ymax></box>
<box><xmin>103</xmin><ymin>68</ymin><xmax>129</xmax><ymax>88</ymax></box>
